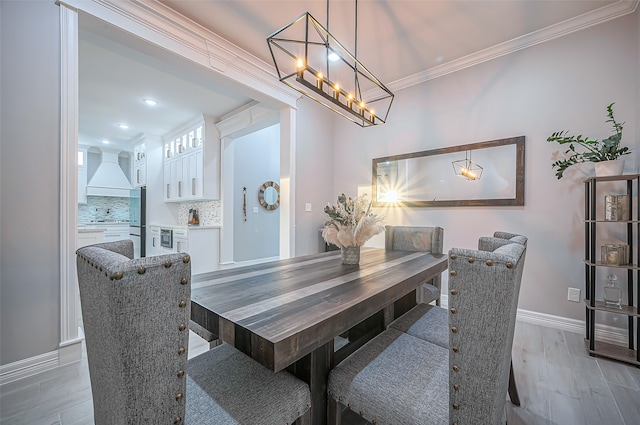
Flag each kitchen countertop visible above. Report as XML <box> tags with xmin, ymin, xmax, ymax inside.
<box><xmin>147</xmin><ymin>223</ymin><xmax>221</xmax><ymax>231</ymax></box>
<box><xmin>78</xmin><ymin>228</ymin><xmax>106</xmax><ymax>233</ymax></box>
<box><xmin>79</xmin><ymin>222</ymin><xmax>130</xmax><ymax>227</ymax></box>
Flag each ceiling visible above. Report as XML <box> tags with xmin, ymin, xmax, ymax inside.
<box><xmin>79</xmin><ymin>0</ymin><xmax>632</xmax><ymax>151</ymax></box>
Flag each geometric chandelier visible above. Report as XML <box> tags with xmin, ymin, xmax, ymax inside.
<box><xmin>452</xmin><ymin>150</ymin><xmax>483</xmax><ymax>181</ymax></box>
<box><xmin>266</xmin><ymin>1</ymin><xmax>394</xmax><ymax>127</ymax></box>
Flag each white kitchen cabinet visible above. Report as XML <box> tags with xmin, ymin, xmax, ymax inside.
<box><xmin>78</xmin><ymin>148</ymin><xmax>88</xmax><ymax>204</ymax></box>
<box><xmin>188</xmin><ymin>227</ymin><xmax>219</xmax><ymax>275</ymax></box>
<box><xmin>147</xmin><ymin>225</ymin><xmax>162</xmax><ymax>256</ymax></box>
<box><xmin>133</xmin><ymin>141</ymin><xmax>146</xmax><ymax>187</ymax></box>
<box><xmin>163</xmin><ymin>115</ymin><xmax>219</xmax><ymax>202</ymax></box>
<box><xmin>78</xmin><ymin>228</ymin><xmax>104</xmax><ymax>247</ymax></box>
<box><xmin>164</xmin><ymin>158</ymin><xmax>178</xmax><ymax>200</ymax></box>
<box><xmin>174</xmin><ymin>228</ymin><xmax>189</xmax><ymax>253</ymax></box>
<box><xmin>101</xmin><ymin>224</ymin><xmax>130</xmax><ymax>242</ymax></box>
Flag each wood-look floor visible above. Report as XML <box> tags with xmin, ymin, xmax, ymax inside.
<box><xmin>1</xmin><ymin>321</ymin><xmax>639</xmax><ymax>425</ymax></box>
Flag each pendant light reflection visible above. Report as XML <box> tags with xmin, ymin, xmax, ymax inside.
<box><xmin>452</xmin><ymin>151</ymin><xmax>483</xmax><ymax>181</ymax></box>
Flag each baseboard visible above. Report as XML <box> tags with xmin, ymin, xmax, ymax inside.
<box><xmin>0</xmin><ymin>350</ymin><xmax>59</xmax><ymax>386</ymax></box>
<box><xmin>515</xmin><ymin>308</ymin><xmax>630</xmax><ymax>346</ymax></box>
<box><xmin>0</xmin><ymin>338</ymin><xmax>83</xmax><ymax>387</ymax></box>
<box><xmin>440</xmin><ymin>295</ymin><xmax>629</xmax><ymax>346</ymax></box>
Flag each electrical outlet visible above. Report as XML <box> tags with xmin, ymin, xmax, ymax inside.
<box><xmin>305</xmin><ymin>203</ymin><xmax>312</xmax><ymax>212</ymax></box>
<box><xmin>567</xmin><ymin>287</ymin><xmax>581</xmax><ymax>302</ymax></box>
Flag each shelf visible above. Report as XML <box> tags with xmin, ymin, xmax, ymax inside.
<box><xmin>584</xmin><ymin>174</ymin><xmax>640</xmax><ymax>183</ymax></box>
<box><xmin>584</xmin><ymin>260</ymin><xmax>639</xmax><ymax>270</ymax></box>
<box><xmin>583</xmin><ymin>299</ymin><xmax>638</xmax><ymax>316</ymax></box>
<box><xmin>584</xmin><ymin>338</ymin><xmax>640</xmax><ymax>365</ymax></box>
<box><xmin>584</xmin><ymin>219</ymin><xmax>640</xmax><ymax>223</ymax></box>
<box><xmin>584</xmin><ymin>174</ymin><xmax>638</xmax><ymax>367</ymax></box>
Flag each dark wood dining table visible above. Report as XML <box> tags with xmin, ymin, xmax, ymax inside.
<box><xmin>190</xmin><ymin>247</ymin><xmax>448</xmax><ymax>425</ymax></box>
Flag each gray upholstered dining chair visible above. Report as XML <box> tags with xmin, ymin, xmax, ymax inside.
<box><xmin>76</xmin><ymin>240</ymin><xmax>311</xmax><ymax>425</ymax></box>
<box><xmin>385</xmin><ymin>225</ymin><xmax>444</xmax><ymax>305</ymax></box>
<box><xmin>387</xmin><ymin>231</ymin><xmax>528</xmax><ymax>407</ymax></box>
<box><xmin>327</xmin><ymin>238</ymin><xmax>527</xmax><ymax>424</ymax></box>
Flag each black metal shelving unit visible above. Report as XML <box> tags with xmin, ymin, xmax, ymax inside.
<box><xmin>584</xmin><ymin>174</ymin><xmax>640</xmax><ymax>366</ymax></box>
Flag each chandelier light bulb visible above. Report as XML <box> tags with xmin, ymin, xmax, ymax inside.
<box><xmin>460</xmin><ymin>167</ymin><xmax>477</xmax><ymax>180</ymax></box>
<box><xmin>316</xmin><ymin>72</ymin><xmax>324</xmax><ymax>90</ymax></box>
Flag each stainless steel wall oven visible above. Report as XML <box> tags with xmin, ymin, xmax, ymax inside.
<box><xmin>160</xmin><ymin>228</ymin><xmax>173</xmax><ymax>249</ymax></box>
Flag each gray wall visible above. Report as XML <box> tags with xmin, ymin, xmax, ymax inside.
<box><xmin>1</xmin><ymin>1</ymin><xmax>62</xmax><ymax>364</ymax></box>
<box><xmin>294</xmin><ymin>97</ymin><xmax>336</xmax><ymax>256</ymax></box>
<box><xmin>233</xmin><ymin>124</ymin><xmax>280</xmax><ymax>262</ymax></box>
<box><xmin>328</xmin><ymin>12</ymin><xmax>639</xmax><ymax>322</ymax></box>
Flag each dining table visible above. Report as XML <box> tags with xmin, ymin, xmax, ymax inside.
<box><xmin>190</xmin><ymin>247</ymin><xmax>448</xmax><ymax>425</ymax></box>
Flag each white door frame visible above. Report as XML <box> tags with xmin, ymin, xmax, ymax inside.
<box><xmin>57</xmin><ymin>0</ymin><xmax>299</xmax><ymax>359</ymax></box>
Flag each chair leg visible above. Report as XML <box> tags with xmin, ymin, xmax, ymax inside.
<box><xmin>295</xmin><ymin>408</ymin><xmax>312</xmax><ymax>425</ymax></box>
<box><xmin>508</xmin><ymin>360</ymin><xmax>521</xmax><ymax>406</ymax></box>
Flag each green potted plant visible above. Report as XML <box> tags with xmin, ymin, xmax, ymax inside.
<box><xmin>547</xmin><ymin>103</ymin><xmax>629</xmax><ymax>179</ymax></box>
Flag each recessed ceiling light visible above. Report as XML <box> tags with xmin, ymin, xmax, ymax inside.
<box><xmin>102</xmin><ymin>140</ymin><xmax>110</xmax><ymax>144</ymax></box>
<box><xmin>328</xmin><ymin>52</ymin><xmax>340</xmax><ymax>62</ymax></box>
<box><xmin>119</xmin><ymin>123</ymin><xmax>129</xmax><ymax>129</ymax></box>
<box><xmin>143</xmin><ymin>99</ymin><xmax>158</xmax><ymax>106</ymax></box>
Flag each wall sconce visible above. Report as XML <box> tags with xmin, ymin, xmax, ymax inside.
<box><xmin>452</xmin><ymin>151</ymin><xmax>483</xmax><ymax>181</ymax></box>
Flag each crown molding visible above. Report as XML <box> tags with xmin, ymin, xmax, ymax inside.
<box><xmin>60</xmin><ymin>0</ymin><xmax>300</xmax><ymax>107</ymax></box>
<box><xmin>61</xmin><ymin>0</ymin><xmax>637</xmax><ymax>107</ymax></box>
<box><xmin>388</xmin><ymin>0</ymin><xmax>639</xmax><ymax>93</ymax></box>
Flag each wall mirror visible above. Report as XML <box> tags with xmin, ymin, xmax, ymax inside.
<box><xmin>258</xmin><ymin>181</ymin><xmax>280</xmax><ymax>210</ymax></box>
<box><xmin>372</xmin><ymin>136</ymin><xmax>525</xmax><ymax>207</ymax></box>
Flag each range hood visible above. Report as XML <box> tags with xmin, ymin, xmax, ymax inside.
<box><xmin>86</xmin><ymin>149</ymin><xmax>132</xmax><ymax>197</ymax></box>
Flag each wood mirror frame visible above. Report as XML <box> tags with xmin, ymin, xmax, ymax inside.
<box><xmin>372</xmin><ymin>136</ymin><xmax>525</xmax><ymax>207</ymax></box>
<box><xmin>258</xmin><ymin>181</ymin><xmax>280</xmax><ymax>210</ymax></box>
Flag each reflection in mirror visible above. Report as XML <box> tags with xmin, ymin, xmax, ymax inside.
<box><xmin>264</xmin><ymin>186</ymin><xmax>278</xmax><ymax>205</ymax></box>
<box><xmin>373</xmin><ymin>136</ymin><xmax>525</xmax><ymax>207</ymax></box>
<box><xmin>258</xmin><ymin>181</ymin><xmax>280</xmax><ymax>210</ymax></box>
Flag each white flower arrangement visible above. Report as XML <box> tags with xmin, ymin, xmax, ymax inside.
<box><xmin>321</xmin><ymin>193</ymin><xmax>385</xmax><ymax>248</ymax></box>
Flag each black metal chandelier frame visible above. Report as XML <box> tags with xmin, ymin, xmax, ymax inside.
<box><xmin>267</xmin><ymin>1</ymin><xmax>394</xmax><ymax>127</ymax></box>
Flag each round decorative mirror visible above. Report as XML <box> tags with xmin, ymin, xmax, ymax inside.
<box><xmin>258</xmin><ymin>181</ymin><xmax>280</xmax><ymax>210</ymax></box>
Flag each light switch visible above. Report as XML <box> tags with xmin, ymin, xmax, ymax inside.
<box><xmin>305</xmin><ymin>203</ymin><xmax>312</xmax><ymax>212</ymax></box>
<box><xmin>253</xmin><ymin>207</ymin><xmax>259</xmax><ymax>214</ymax></box>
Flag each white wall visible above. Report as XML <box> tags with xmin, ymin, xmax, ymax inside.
<box><xmin>233</xmin><ymin>124</ymin><xmax>280</xmax><ymax>262</ymax></box>
<box><xmin>1</xmin><ymin>1</ymin><xmax>62</xmax><ymax>364</ymax></box>
<box><xmin>328</xmin><ymin>13</ymin><xmax>639</xmax><ymax>322</ymax></box>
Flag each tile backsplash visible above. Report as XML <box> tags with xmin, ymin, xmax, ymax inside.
<box><xmin>78</xmin><ymin>196</ymin><xmax>129</xmax><ymax>223</ymax></box>
<box><xmin>177</xmin><ymin>200</ymin><xmax>222</xmax><ymax>226</ymax></box>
